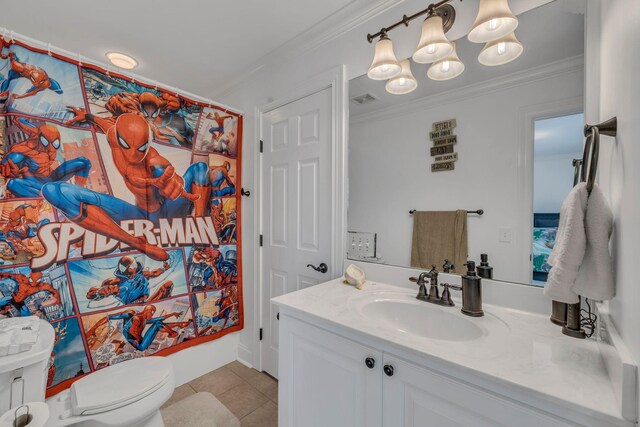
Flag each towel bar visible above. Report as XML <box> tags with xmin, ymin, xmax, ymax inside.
<box><xmin>409</xmin><ymin>209</ymin><xmax>483</xmax><ymax>215</ymax></box>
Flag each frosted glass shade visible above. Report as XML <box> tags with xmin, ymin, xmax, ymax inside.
<box><xmin>478</xmin><ymin>32</ymin><xmax>523</xmax><ymax>66</ymax></box>
<box><xmin>468</xmin><ymin>0</ymin><xmax>518</xmax><ymax>43</ymax></box>
<box><xmin>428</xmin><ymin>42</ymin><xmax>464</xmax><ymax>80</ymax></box>
<box><xmin>412</xmin><ymin>15</ymin><xmax>452</xmax><ymax>64</ymax></box>
<box><xmin>385</xmin><ymin>59</ymin><xmax>418</xmax><ymax>95</ymax></box>
<box><xmin>368</xmin><ymin>36</ymin><xmax>401</xmax><ymax>80</ymax></box>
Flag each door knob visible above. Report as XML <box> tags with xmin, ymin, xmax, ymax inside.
<box><xmin>365</xmin><ymin>357</ymin><xmax>375</xmax><ymax>369</ymax></box>
<box><xmin>306</xmin><ymin>263</ymin><xmax>328</xmax><ymax>273</ymax></box>
<box><xmin>383</xmin><ymin>364</ymin><xmax>394</xmax><ymax>377</ymax></box>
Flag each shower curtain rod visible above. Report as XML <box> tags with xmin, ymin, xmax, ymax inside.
<box><xmin>0</xmin><ymin>27</ymin><xmax>244</xmax><ymax>116</ymax></box>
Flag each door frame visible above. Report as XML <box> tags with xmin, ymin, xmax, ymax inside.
<box><xmin>254</xmin><ymin>65</ymin><xmax>348</xmax><ymax>371</ymax></box>
<box><xmin>518</xmin><ymin>95</ymin><xmax>584</xmax><ymax>284</ymax></box>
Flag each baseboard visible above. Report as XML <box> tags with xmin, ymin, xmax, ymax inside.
<box><xmin>596</xmin><ymin>302</ymin><xmax>638</xmax><ymax>423</ymax></box>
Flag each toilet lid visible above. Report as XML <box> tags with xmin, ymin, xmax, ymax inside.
<box><xmin>71</xmin><ymin>356</ymin><xmax>172</xmax><ymax>415</ymax></box>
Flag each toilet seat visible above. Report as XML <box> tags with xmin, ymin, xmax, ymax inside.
<box><xmin>70</xmin><ymin>357</ymin><xmax>172</xmax><ymax>416</ymax></box>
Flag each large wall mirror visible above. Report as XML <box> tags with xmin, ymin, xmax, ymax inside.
<box><xmin>347</xmin><ymin>0</ymin><xmax>585</xmax><ymax>286</ymax></box>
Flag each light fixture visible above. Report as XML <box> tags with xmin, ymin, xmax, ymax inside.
<box><xmin>106</xmin><ymin>52</ymin><xmax>138</xmax><ymax>70</ymax></box>
<box><xmin>367</xmin><ymin>33</ymin><xmax>401</xmax><ymax>80</ymax></box>
<box><xmin>385</xmin><ymin>59</ymin><xmax>418</xmax><ymax>95</ymax></box>
<box><xmin>413</xmin><ymin>14</ymin><xmax>452</xmax><ymax>64</ymax></box>
<box><xmin>468</xmin><ymin>0</ymin><xmax>518</xmax><ymax>43</ymax></box>
<box><xmin>428</xmin><ymin>42</ymin><xmax>464</xmax><ymax>80</ymax></box>
<box><xmin>478</xmin><ymin>32</ymin><xmax>523</xmax><ymax>66</ymax></box>
<box><xmin>364</xmin><ymin>0</ymin><xmax>525</xmax><ymax>93</ymax></box>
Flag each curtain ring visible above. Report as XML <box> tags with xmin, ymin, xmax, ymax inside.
<box><xmin>47</xmin><ymin>43</ymin><xmax>52</xmax><ymax>56</ymax></box>
<box><xmin>77</xmin><ymin>54</ymin><xmax>83</xmax><ymax>66</ymax></box>
<box><xmin>105</xmin><ymin>64</ymin><xmax>110</xmax><ymax>76</ymax></box>
<box><xmin>9</xmin><ymin>30</ymin><xmax>14</xmax><ymax>43</ymax></box>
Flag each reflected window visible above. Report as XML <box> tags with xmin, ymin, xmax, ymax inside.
<box><xmin>532</xmin><ymin>112</ymin><xmax>584</xmax><ymax>286</ymax></box>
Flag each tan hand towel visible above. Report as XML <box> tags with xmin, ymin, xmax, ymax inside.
<box><xmin>411</xmin><ymin>210</ymin><xmax>468</xmax><ymax>273</ymax></box>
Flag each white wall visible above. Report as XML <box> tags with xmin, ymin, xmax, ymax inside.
<box><xmin>587</xmin><ymin>0</ymin><xmax>640</xmax><ymax>419</ymax></box>
<box><xmin>219</xmin><ymin>0</ymin><xmax>583</xmax><ymax>368</ymax></box>
<box><xmin>220</xmin><ymin>0</ymin><xmax>467</xmax><ymax>369</ymax></box>
<box><xmin>533</xmin><ymin>152</ymin><xmax>582</xmax><ymax>213</ymax></box>
<box><xmin>348</xmin><ymin>68</ymin><xmax>583</xmax><ymax>284</ymax></box>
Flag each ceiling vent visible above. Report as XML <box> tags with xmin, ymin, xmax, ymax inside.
<box><xmin>351</xmin><ymin>93</ymin><xmax>378</xmax><ymax>105</ymax></box>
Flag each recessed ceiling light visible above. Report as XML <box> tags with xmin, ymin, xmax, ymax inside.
<box><xmin>106</xmin><ymin>52</ymin><xmax>138</xmax><ymax>70</ymax></box>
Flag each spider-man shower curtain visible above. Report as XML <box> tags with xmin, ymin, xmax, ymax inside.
<box><xmin>0</xmin><ymin>35</ymin><xmax>243</xmax><ymax>396</ymax></box>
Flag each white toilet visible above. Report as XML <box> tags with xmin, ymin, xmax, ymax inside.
<box><xmin>0</xmin><ymin>319</ymin><xmax>175</xmax><ymax>427</ymax></box>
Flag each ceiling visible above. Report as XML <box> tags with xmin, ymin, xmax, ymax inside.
<box><xmin>350</xmin><ymin>0</ymin><xmax>585</xmax><ymax>117</ymax></box>
<box><xmin>534</xmin><ymin>113</ymin><xmax>585</xmax><ymax>157</ymax></box>
<box><xmin>0</xmin><ymin>0</ymin><xmax>371</xmax><ymax>98</ymax></box>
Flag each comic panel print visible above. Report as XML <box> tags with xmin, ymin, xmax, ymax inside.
<box><xmin>191</xmin><ymin>152</ymin><xmax>237</xmax><ymax>198</ymax></box>
<box><xmin>192</xmin><ymin>285</ymin><xmax>240</xmax><ymax>336</ymax></box>
<box><xmin>81</xmin><ymin>296</ymin><xmax>195</xmax><ymax>370</ymax></box>
<box><xmin>185</xmin><ymin>245</ymin><xmax>238</xmax><ymax>291</ymax></box>
<box><xmin>0</xmin><ymin>199</ymin><xmax>55</xmax><ymax>264</ymax></box>
<box><xmin>48</xmin><ymin>317</ymin><xmax>91</xmax><ymax>388</ymax></box>
<box><xmin>68</xmin><ymin>249</ymin><xmax>188</xmax><ymax>315</ymax></box>
<box><xmin>81</xmin><ymin>68</ymin><xmax>201</xmax><ymax>148</ymax></box>
<box><xmin>96</xmin><ymin>136</ymin><xmax>195</xmax><ymax>206</ymax></box>
<box><xmin>0</xmin><ymin>115</ymin><xmax>109</xmax><ymax>199</ymax></box>
<box><xmin>193</xmin><ymin>107</ymin><xmax>239</xmax><ymax>156</ymax></box>
<box><xmin>211</xmin><ymin>198</ymin><xmax>237</xmax><ymax>244</ymax></box>
<box><xmin>0</xmin><ymin>44</ymin><xmax>86</xmax><ymax>121</ymax></box>
<box><xmin>0</xmin><ymin>263</ymin><xmax>74</xmax><ymax>321</ymax></box>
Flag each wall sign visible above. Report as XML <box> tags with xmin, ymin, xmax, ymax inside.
<box><xmin>429</xmin><ymin>119</ymin><xmax>458</xmax><ymax>172</ymax></box>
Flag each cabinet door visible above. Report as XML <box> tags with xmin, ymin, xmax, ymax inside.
<box><xmin>382</xmin><ymin>356</ymin><xmax>571</xmax><ymax>427</ymax></box>
<box><xmin>279</xmin><ymin>316</ymin><xmax>383</xmax><ymax>427</ymax></box>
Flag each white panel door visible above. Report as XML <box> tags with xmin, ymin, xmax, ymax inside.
<box><xmin>279</xmin><ymin>316</ymin><xmax>383</xmax><ymax>427</ymax></box>
<box><xmin>261</xmin><ymin>88</ymin><xmax>332</xmax><ymax>377</ymax></box>
<box><xmin>382</xmin><ymin>356</ymin><xmax>571</xmax><ymax>427</ymax></box>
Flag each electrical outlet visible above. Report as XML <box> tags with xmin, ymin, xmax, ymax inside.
<box><xmin>498</xmin><ymin>227</ymin><xmax>512</xmax><ymax>243</ymax></box>
<box><xmin>347</xmin><ymin>231</ymin><xmax>377</xmax><ymax>259</ymax></box>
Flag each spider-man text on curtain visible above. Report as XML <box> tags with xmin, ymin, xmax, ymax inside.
<box><xmin>0</xmin><ymin>35</ymin><xmax>243</xmax><ymax>396</ymax></box>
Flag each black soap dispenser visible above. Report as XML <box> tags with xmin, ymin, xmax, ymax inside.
<box><xmin>461</xmin><ymin>261</ymin><xmax>484</xmax><ymax>317</ymax></box>
<box><xmin>476</xmin><ymin>253</ymin><xmax>493</xmax><ymax>279</ymax></box>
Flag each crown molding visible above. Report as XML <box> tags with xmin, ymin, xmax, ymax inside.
<box><xmin>210</xmin><ymin>0</ymin><xmax>405</xmax><ymax>100</ymax></box>
<box><xmin>350</xmin><ymin>54</ymin><xmax>584</xmax><ymax>125</ymax></box>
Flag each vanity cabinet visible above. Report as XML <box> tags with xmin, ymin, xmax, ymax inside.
<box><xmin>279</xmin><ymin>314</ymin><xmax>573</xmax><ymax>427</ymax></box>
<box><xmin>278</xmin><ymin>314</ymin><xmax>383</xmax><ymax>427</ymax></box>
<box><xmin>382</xmin><ymin>355</ymin><xmax>569</xmax><ymax>427</ymax></box>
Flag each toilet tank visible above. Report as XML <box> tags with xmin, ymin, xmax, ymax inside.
<box><xmin>0</xmin><ymin>319</ymin><xmax>55</xmax><ymax>413</ymax></box>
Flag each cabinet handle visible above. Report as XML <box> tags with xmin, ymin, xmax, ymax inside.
<box><xmin>365</xmin><ymin>357</ymin><xmax>375</xmax><ymax>369</ymax></box>
<box><xmin>383</xmin><ymin>364</ymin><xmax>394</xmax><ymax>377</ymax></box>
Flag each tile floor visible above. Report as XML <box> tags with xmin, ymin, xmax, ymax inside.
<box><xmin>162</xmin><ymin>361</ymin><xmax>278</xmax><ymax>427</ymax></box>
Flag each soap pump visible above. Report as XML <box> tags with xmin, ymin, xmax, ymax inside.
<box><xmin>476</xmin><ymin>253</ymin><xmax>493</xmax><ymax>279</ymax></box>
<box><xmin>461</xmin><ymin>261</ymin><xmax>484</xmax><ymax>317</ymax></box>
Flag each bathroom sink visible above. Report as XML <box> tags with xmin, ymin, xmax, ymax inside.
<box><xmin>349</xmin><ymin>292</ymin><xmax>499</xmax><ymax>342</ymax></box>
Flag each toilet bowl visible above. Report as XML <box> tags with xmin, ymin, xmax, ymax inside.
<box><xmin>0</xmin><ymin>319</ymin><xmax>174</xmax><ymax>427</ymax></box>
<box><xmin>46</xmin><ymin>356</ymin><xmax>175</xmax><ymax>427</ymax></box>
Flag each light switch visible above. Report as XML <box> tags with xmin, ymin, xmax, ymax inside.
<box><xmin>498</xmin><ymin>227</ymin><xmax>512</xmax><ymax>243</ymax></box>
<box><xmin>347</xmin><ymin>231</ymin><xmax>377</xmax><ymax>259</ymax></box>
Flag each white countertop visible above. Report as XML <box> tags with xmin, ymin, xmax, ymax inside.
<box><xmin>273</xmin><ymin>279</ymin><xmax>631</xmax><ymax>426</ymax></box>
